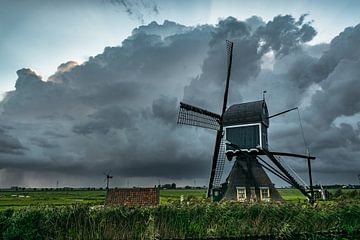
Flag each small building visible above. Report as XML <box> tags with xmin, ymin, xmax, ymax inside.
<box><xmin>105</xmin><ymin>188</ymin><xmax>159</xmax><ymax>207</ymax></box>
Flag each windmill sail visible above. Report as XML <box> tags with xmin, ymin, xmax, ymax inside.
<box><xmin>177</xmin><ymin>102</ymin><xmax>221</xmax><ymax>130</ymax></box>
<box><xmin>176</xmin><ymin>40</ymin><xmax>234</xmax><ymax>199</ymax></box>
<box><xmin>213</xmin><ymin>136</ymin><xmax>226</xmax><ymax>187</ymax></box>
<box><xmin>207</xmin><ymin>40</ymin><xmax>234</xmax><ymax>197</ymax></box>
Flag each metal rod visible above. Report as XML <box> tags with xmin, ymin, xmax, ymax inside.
<box><xmin>262</xmin><ymin>150</ymin><xmax>316</xmax><ymax>160</ymax></box>
<box><xmin>257</xmin><ymin>156</ymin><xmax>292</xmax><ymax>184</ymax></box>
<box><xmin>230</xmin><ymin>147</ymin><xmax>293</xmax><ymax>186</ymax></box>
<box><xmin>258</xmin><ymin>159</ymin><xmax>293</xmax><ymax>185</ymax></box>
<box><xmin>268</xmin><ymin>107</ymin><xmax>298</xmax><ymax>119</ymax></box>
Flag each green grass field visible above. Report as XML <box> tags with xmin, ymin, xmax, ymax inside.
<box><xmin>0</xmin><ymin>188</ymin><xmax>309</xmax><ymax>209</ymax></box>
<box><xmin>0</xmin><ymin>190</ymin><xmax>106</xmax><ymax>209</ymax></box>
<box><xmin>0</xmin><ymin>189</ymin><xmax>359</xmax><ymax>239</ymax></box>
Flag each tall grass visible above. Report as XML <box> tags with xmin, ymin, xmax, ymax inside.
<box><xmin>0</xmin><ymin>202</ymin><xmax>359</xmax><ymax>239</ymax></box>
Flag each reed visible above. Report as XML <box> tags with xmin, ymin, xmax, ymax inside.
<box><xmin>0</xmin><ymin>202</ymin><xmax>359</xmax><ymax>239</ymax></box>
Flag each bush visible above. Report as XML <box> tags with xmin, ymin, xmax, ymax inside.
<box><xmin>0</xmin><ymin>202</ymin><xmax>359</xmax><ymax>239</ymax></box>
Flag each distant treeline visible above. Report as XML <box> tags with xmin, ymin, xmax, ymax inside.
<box><xmin>314</xmin><ymin>184</ymin><xmax>360</xmax><ymax>189</ymax></box>
<box><xmin>0</xmin><ymin>202</ymin><xmax>359</xmax><ymax>239</ymax></box>
<box><xmin>1</xmin><ymin>184</ymin><xmax>359</xmax><ymax>192</ymax></box>
<box><xmin>0</xmin><ymin>187</ymin><xmax>107</xmax><ymax>192</ymax></box>
<box><xmin>0</xmin><ymin>185</ymin><xmax>207</xmax><ymax>192</ymax></box>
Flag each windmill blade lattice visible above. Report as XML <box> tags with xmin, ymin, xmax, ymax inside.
<box><xmin>177</xmin><ymin>102</ymin><xmax>221</xmax><ymax>131</ymax></box>
<box><xmin>213</xmin><ymin>136</ymin><xmax>226</xmax><ymax>187</ymax></box>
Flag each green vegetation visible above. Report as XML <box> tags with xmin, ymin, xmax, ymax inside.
<box><xmin>1</xmin><ymin>188</ymin><xmax>360</xmax><ymax>239</ymax></box>
<box><xmin>278</xmin><ymin>188</ymin><xmax>306</xmax><ymax>202</ymax></box>
<box><xmin>160</xmin><ymin>189</ymin><xmax>207</xmax><ymax>204</ymax></box>
<box><xmin>0</xmin><ymin>191</ymin><xmax>106</xmax><ymax>209</ymax></box>
<box><xmin>0</xmin><ymin>202</ymin><xmax>359</xmax><ymax>239</ymax></box>
<box><xmin>0</xmin><ymin>188</ymin><xmax>306</xmax><ymax>209</ymax></box>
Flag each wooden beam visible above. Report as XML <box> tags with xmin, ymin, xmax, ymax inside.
<box><xmin>265</xmin><ymin>151</ymin><xmax>316</xmax><ymax>160</ymax></box>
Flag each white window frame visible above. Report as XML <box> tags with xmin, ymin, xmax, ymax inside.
<box><xmin>260</xmin><ymin>187</ymin><xmax>270</xmax><ymax>202</ymax></box>
<box><xmin>236</xmin><ymin>187</ymin><xmax>246</xmax><ymax>202</ymax></box>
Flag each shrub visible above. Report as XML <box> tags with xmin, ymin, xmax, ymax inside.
<box><xmin>0</xmin><ymin>202</ymin><xmax>359</xmax><ymax>239</ymax></box>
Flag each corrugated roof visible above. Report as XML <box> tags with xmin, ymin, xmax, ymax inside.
<box><xmin>222</xmin><ymin>100</ymin><xmax>269</xmax><ymax>127</ymax></box>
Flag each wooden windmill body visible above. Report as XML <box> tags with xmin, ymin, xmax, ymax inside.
<box><xmin>177</xmin><ymin>41</ymin><xmax>315</xmax><ymax>203</ymax></box>
<box><xmin>212</xmin><ymin>100</ymin><xmax>282</xmax><ymax>202</ymax></box>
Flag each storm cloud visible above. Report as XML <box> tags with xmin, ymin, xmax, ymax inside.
<box><xmin>0</xmin><ymin>15</ymin><xmax>359</xmax><ymax>187</ymax></box>
<box><xmin>106</xmin><ymin>0</ymin><xmax>159</xmax><ymax>23</ymax></box>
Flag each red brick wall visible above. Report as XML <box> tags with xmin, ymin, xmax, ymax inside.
<box><xmin>105</xmin><ymin>188</ymin><xmax>159</xmax><ymax>207</ymax></box>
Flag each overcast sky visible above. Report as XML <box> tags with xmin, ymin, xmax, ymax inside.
<box><xmin>0</xmin><ymin>0</ymin><xmax>360</xmax><ymax>188</ymax></box>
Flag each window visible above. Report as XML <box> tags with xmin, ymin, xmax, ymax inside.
<box><xmin>236</xmin><ymin>187</ymin><xmax>246</xmax><ymax>202</ymax></box>
<box><xmin>260</xmin><ymin>187</ymin><xmax>270</xmax><ymax>202</ymax></box>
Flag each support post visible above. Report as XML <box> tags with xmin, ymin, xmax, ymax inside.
<box><xmin>307</xmin><ymin>151</ymin><xmax>315</xmax><ymax>204</ymax></box>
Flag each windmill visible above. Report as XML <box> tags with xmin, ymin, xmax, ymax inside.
<box><xmin>177</xmin><ymin>40</ymin><xmax>315</xmax><ymax>203</ymax></box>
<box><xmin>103</xmin><ymin>171</ymin><xmax>113</xmax><ymax>190</ymax></box>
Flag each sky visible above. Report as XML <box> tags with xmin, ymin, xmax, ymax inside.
<box><xmin>0</xmin><ymin>0</ymin><xmax>360</xmax><ymax>188</ymax></box>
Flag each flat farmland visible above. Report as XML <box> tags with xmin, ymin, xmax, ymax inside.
<box><xmin>0</xmin><ymin>188</ymin><xmax>309</xmax><ymax>209</ymax></box>
<box><xmin>1</xmin><ymin>188</ymin><xmax>359</xmax><ymax>239</ymax></box>
<box><xmin>0</xmin><ymin>190</ymin><xmax>106</xmax><ymax>209</ymax></box>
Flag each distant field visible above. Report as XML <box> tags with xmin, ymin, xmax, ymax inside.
<box><xmin>0</xmin><ymin>190</ymin><xmax>106</xmax><ymax>209</ymax></box>
<box><xmin>160</xmin><ymin>189</ymin><xmax>207</xmax><ymax>204</ymax></box>
<box><xmin>278</xmin><ymin>188</ymin><xmax>306</xmax><ymax>202</ymax></box>
<box><xmin>0</xmin><ymin>188</ymin><xmax>312</xmax><ymax>209</ymax></box>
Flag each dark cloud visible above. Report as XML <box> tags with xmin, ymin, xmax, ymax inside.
<box><xmin>1</xmin><ymin>16</ymin><xmax>359</xmax><ymax>187</ymax></box>
<box><xmin>30</xmin><ymin>137</ymin><xmax>58</xmax><ymax>149</ymax></box>
<box><xmin>0</xmin><ymin>129</ymin><xmax>26</xmax><ymax>155</ymax></box>
<box><xmin>73</xmin><ymin>106</ymin><xmax>138</xmax><ymax>135</ymax></box>
<box><xmin>316</xmin><ymin>24</ymin><xmax>360</xmax><ymax>81</ymax></box>
<box><xmin>183</xmin><ymin>15</ymin><xmax>316</xmax><ymax>111</ymax></box>
<box><xmin>106</xmin><ymin>0</ymin><xmax>159</xmax><ymax>23</ymax></box>
<box><xmin>308</xmin><ymin>59</ymin><xmax>360</xmax><ymax>127</ymax></box>
<box><xmin>255</xmin><ymin>14</ymin><xmax>317</xmax><ymax>57</ymax></box>
<box><xmin>152</xmin><ymin>95</ymin><xmax>177</xmax><ymax>126</ymax></box>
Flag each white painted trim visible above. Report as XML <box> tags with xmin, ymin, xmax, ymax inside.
<box><xmin>225</xmin><ymin>123</ymin><xmax>260</xmax><ymax>128</ymax></box>
<box><xmin>225</xmin><ymin>149</ymin><xmax>259</xmax><ymax>154</ymax></box>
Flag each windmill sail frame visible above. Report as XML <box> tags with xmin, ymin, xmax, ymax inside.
<box><xmin>177</xmin><ymin>102</ymin><xmax>220</xmax><ymax>131</ymax></box>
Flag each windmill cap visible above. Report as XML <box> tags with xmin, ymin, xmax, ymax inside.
<box><xmin>223</xmin><ymin>100</ymin><xmax>269</xmax><ymax>127</ymax></box>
